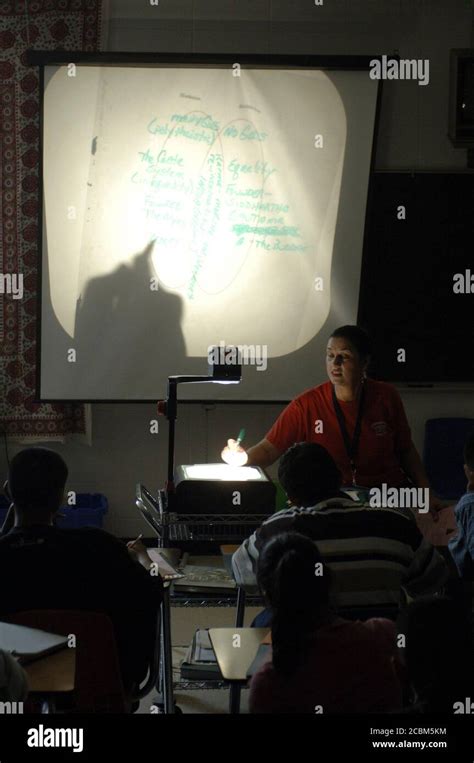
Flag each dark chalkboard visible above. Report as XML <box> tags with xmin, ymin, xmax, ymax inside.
<box><xmin>358</xmin><ymin>172</ymin><xmax>474</xmax><ymax>383</ymax></box>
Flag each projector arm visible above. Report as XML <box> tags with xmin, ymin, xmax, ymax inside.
<box><xmin>157</xmin><ymin>375</ymin><xmax>219</xmax><ymax>488</ymax></box>
<box><xmin>157</xmin><ymin>362</ymin><xmax>241</xmax><ymax>495</ymax></box>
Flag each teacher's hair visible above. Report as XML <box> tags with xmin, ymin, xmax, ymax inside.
<box><xmin>330</xmin><ymin>325</ymin><xmax>372</xmax><ymax>360</ymax></box>
<box><xmin>257</xmin><ymin>532</ymin><xmax>332</xmax><ymax>676</ymax></box>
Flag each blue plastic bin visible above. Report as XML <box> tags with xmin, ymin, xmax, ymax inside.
<box><xmin>0</xmin><ymin>494</ymin><xmax>108</xmax><ymax>530</ymax></box>
<box><xmin>56</xmin><ymin>494</ymin><xmax>108</xmax><ymax>529</ymax></box>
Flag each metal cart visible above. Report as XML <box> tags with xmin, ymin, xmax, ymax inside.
<box><xmin>136</xmin><ymin>483</ymin><xmax>264</xmax><ymax>713</ymax></box>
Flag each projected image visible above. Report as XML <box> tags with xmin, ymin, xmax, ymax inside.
<box><xmin>41</xmin><ymin>63</ymin><xmax>377</xmax><ymax>400</ymax></box>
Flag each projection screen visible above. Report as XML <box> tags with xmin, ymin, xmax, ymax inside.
<box><xmin>39</xmin><ymin>57</ymin><xmax>379</xmax><ymax>401</ymax></box>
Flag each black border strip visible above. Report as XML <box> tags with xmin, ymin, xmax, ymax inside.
<box><xmin>357</xmin><ymin>74</ymin><xmax>383</xmax><ymax>344</ymax></box>
<box><xmin>35</xmin><ymin>62</ymin><xmax>45</xmax><ymax>402</ymax></box>
<box><xmin>27</xmin><ymin>51</ymin><xmax>381</xmax><ymax>68</ymax></box>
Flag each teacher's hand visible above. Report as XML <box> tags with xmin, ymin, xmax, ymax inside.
<box><xmin>221</xmin><ymin>438</ymin><xmax>248</xmax><ymax>466</ymax></box>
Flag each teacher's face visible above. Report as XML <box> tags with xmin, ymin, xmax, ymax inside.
<box><xmin>326</xmin><ymin>337</ymin><xmax>365</xmax><ymax>390</ymax></box>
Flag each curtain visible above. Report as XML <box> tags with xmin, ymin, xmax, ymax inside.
<box><xmin>0</xmin><ymin>1</ymin><xmax>106</xmax><ymax>440</ymax></box>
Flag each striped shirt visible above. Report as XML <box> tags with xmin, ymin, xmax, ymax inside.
<box><xmin>232</xmin><ymin>497</ymin><xmax>448</xmax><ymax>607</ymax></box>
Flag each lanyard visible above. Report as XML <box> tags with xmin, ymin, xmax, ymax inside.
<box><xmin>332</xmin><ymin>382</ymin><xmax>366</xmax><ymax>486</ymax></box>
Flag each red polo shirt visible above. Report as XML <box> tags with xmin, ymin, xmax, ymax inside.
<box><xmin>265</xmin><ymin>379</ymin><xmax>412</xmax><ymax>487</ymax></box>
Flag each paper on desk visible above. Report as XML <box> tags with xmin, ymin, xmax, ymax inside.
<box><xmin>0</xmin><ymin>622</ymin><xmax>68</xmax><ymax>663</ymax></box>
<box><xmin>147</xmin><ymin>549</ymin><xmax>185</xmax><ymax>580</ymax></box>
<box><xmin>415</xmin><ymin>505</ymin><xmax>457</xmax><ymax>547</ymax></box>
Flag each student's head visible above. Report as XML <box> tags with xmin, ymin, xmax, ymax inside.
<box><xmin>326</xmin><ymin>325</ymin><xmax>372</xmax><ymax>390</ymax></box>
<box><xmin>8</xmin><ymin>448</ymin><xmax>68</xmax><ymax>524</ymax></box>
<box><xmin>396</xmin><ymin>596</ymin><xmax>473</xmax><ymax>711</ymax></box>
<box><xmin>278</xmin><ymin>442</ymin><xmax>342</xmax><ymax>506</ymax></box>
<box><xmin>257</xmin><ymin>532</ymin><xmax>332</xmax><ymax>675</ymax></box>
<box><xmin>463</xmin><ymin>432</ymin><xmax>474</xmax><ymax>490</ymax></box>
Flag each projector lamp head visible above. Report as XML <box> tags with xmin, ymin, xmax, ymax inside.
<box><xmin>208</xmin><ymin>344</ymin><xmax>242</xmax><ymax>383</ymax></box>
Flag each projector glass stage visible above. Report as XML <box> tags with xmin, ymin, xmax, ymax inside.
<box><xmin>40</xmin><ymin>62</ymin><xmax>379</xmax><ymax>401</ymax></box>
<box><xmin>183</xmin><ymin>464</ymin><xmax>262</xmax><ymax>481</ymax></box>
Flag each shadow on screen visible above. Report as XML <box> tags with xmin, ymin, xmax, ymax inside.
<box><xmin>71</xmin><ymin>241</ymin><xmax>202</xmax><ymax>399</ymax></box>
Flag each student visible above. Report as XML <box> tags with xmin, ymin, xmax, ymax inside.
<box><xmin>0</xmin><ymin>650</ymin><xmax>28</xmax><ymax>704</ymax></box>
<box><xmin>233</xmin><ymin>443</ymin><xmax>448</xmax><ymax>617</ymax></box>
<box><xmin>396</xmin><ymin>596</ymin><xmax>473</xmax><ymax>713</ymax></box>
<box><xmin>0</xmin><ymin>448</ymin><xmax>163</xmax><ymax>698</ymax></box>
<box><xmin>448</xmin><ymin>432</ymin><xmax>474</xmax><ymax>579</ymax></box>
<box><xmin>249</xmin><ymin>532</ymin><xmax>402</xmax><ymax>714</ymax></box>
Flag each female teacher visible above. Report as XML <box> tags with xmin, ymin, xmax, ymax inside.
<box><xmin>223</xmin><ymin>325</ymin><xmax>442</xmax><ymax>512</ymax></box>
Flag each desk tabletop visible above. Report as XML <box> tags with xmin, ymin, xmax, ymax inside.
<box><xmin>209</xmin><ymin>628</ymin><xmax>269</xmax><ymax>681</ymax></box>
<box><xmin>220</xmin><ymin>545</ymin><xmax>240</xmax><ymax>555</ymax></box>
<box><xmin>25</xmin><ymin>648</ymin><xmax>76</xmax><ymax>693</ymax></box>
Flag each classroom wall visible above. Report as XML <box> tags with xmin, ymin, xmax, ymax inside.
<box><xmin>5</xmin><ymin>0</ymin><xmax>473</xmax><ymax>536</ymax></box>
<box><xmin>4</xmin><ymin>389</ymin><xmax>474</xmax><ymax>537</ymax></box>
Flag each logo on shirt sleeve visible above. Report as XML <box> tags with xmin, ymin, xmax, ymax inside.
<box><xmin>371</xmin><ymin>421</ymin><xmax>390</xmax><ymax>436</ymax></box>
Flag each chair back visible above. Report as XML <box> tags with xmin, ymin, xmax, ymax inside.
<box><xmin>423</xmin><ymin>418</ymin><xmax>474</xmax><ymax>500</ymax></box>
<box><xmin>5</xmin><ymin>609</ymin><xmax>128</xmax><ymax>713</ymax></box>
